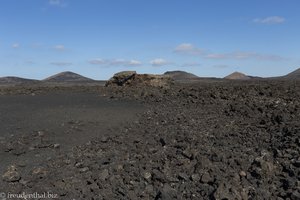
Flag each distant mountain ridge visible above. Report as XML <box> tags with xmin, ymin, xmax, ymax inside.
<box><xmin>0</xmin><ymin>76</ymin><xmax>39</xmax><ymax>85</ymax></box>
<box><xmin>224</xmin><ymin>72</ymin><xmax>252</xmax><ymax>80</ymax></box>
<box><xmin>284</xmin><ymin>68</ymin><xmax>300</xmax><ymax>79</ymax></box>
<box><xmin>1</xmin><ymin>68</ymin><xmax>299</xmax><ymax>86</ymax></box>
<box><xmin>164</xmin><ymin>71</ymin><xmax>200</xmax><ymax>81</ymax></box>
<box><xmin>43</xmin><ymin>71</ymin><xmax>95</xmax><ymax>82</ymax></box>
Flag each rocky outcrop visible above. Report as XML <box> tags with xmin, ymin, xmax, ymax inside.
<box><xmin>105</xmin><ymin>71</ymin><xmax>173</xmax><ymax>87</ymax></box>
<box><xmin>105</xmin><ymin>71</ymin><xmax>137</xmax><ymax>86</ymax></box>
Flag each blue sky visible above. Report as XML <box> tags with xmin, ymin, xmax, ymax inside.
<box><xmin>0</xmin><ymin>0</ymin><xmax>299</xmax><ymax>80</ymax></box>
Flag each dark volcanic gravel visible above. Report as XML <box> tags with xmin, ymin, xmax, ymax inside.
<box><xmin>0</xmin><ymin>80</ymin><xmax>299</xmax><ymax>200</ymax></box>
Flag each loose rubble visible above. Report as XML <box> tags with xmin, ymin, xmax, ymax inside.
<box><xmin>0</xmin><ymin>80</ymin><xmax>299</xmax><ymax>199</ymax></box>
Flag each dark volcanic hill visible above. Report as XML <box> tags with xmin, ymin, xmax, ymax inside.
<box><xmin>0</xmin><ymin>76</ymin><xmax>39</xmax><ymax>85</ymax></box>
<box><xmin>164</xmin><ymin>71</ymin><xmax>199</xmax><ymax>81</ymax></box>
<box><xmin>43</xmin><ymin>71</ymin><xmax>95</xmax><ymax>83</ymax></box>
<box><xmin>284</xmin><ymin>68</ymin><xmax>300</xmax><ymax>79</ymax></box>
<box><xmin>224</xmin><ymin>72</ymin><xmax>252</xmax><ymax>80</ymax></box>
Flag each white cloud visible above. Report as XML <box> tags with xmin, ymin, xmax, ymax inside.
<box><xmin>128</xmin><ymin>60</ymin><xmax>142</xmax><ymax>66</ymax></box>
<box><xmin>110</xmin><ymin>59</ymin><xmax>142</xmax><ymax>66</ymax></box>
<box><xmin>253</xmin><ymin>16</ymin><xmax>285</xmax><ymax>24</ymax></box>
<box><xmin>12</xmin><ymin>43</ymin><xmax>20</xmax><ymax>49</ymax></box>
<box><xmin>50</xmin><ymin>62</ymin><xmax>72</xmax><ymax>66</ymax></box>
<box><xmin>174</xmin><ymin>43</ymin><xmax>204</xmax><ymax>55</ymax></box>
<box><xmin>88</xmin><ymin>58</ymin><xmax>142</xmax><ymax>66</ymax></box>
<box><xmin>53</xmin><ymin>45</ymin><xmax>65</xmax><ymax>51</ymax></box>
<box><xmin>150</xmin><ymin>58</ymin><xmax>169</xmax><ymax>67</ymax></box>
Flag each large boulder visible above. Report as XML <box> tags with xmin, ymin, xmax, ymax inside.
<box><xmin>105</xmin><ymin>71</ymin><xmax>173</xmax><ymax>87</ymax></box>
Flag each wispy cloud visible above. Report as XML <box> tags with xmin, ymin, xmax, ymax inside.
<box><xmin>50</xmin><ymin>61</ymin><xmax>72</xmax><ymax>66</ymax></box>
<box><xmin>174</xmin><ymin>43</ymin><xmax>204</xmax><ymax>55</ymax></box>
<box><xmin>31</xmin><ymin>43</ymin><xmax>44</xmax><ymax>49</ymax></box>
<box><xmin>110</xmin><ymin>59</ymin><xmax>142</xmax><ymax>66</ymax></box>
<box><xmin>49</xmin><ymin>0</ymin><xmax>67</xmax><ymax>7</ymax></box>
<box><xmin>181</xmin><ymin>62</ymin><xmax>202</xmax><ymax>67</ymax></box>
<box><xmin>174</xmin><ymin>43</ymin><xmax>286</xmax><ymax>62</ymax></box>
<box><xmin>89</xmin><ymin>59</ymin><xmax>106</xmax><ymax>65</ymax></box>
<box><xmin>253</xmin><ymin>16</ymin><xmax>285</xmax><ymax>24</ymax></box>
<box><xmin>205</xmin><ymin>53</ymin><xmax>228</xmax><ymax>59</ymax></box>
<box><xmin>53</xmin><ymin>45</ymin><xmax>65</xmax><ymax>51</ymax></box>
<box><xmin>150</xmin><ymin>58</ymin><xmax>170</xmax><ymax>67</ymax></box>
<box><xmin>25</xmin><ymin>60</ymin><xmax>35</xmax><ymax>65</ymax></box>
<box><xmin>88</xmin><ymin>58</ymin><xmax>142</xmax><ymax>67</ymax></box>
<box><xmin>213</xmin><ymin>64</ymin><xmax>229</xmax><ymax>69</ymax></box>
<box><xmin>12</xmin><ymin>43</ymin><xmax>20</xmax><ymax>49</ymax></box>
<box><xmin>205</xmin><ymin>52</ymin><xmax>286</xmax><ymax>61</ymax></box>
